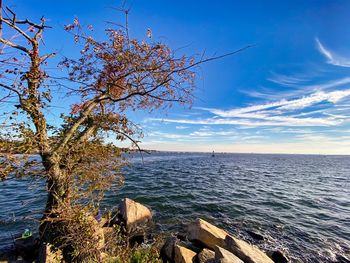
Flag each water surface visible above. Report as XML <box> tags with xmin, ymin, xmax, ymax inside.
<box><xmin>1</xmin><ymin>152</ymin><xmax>349</xmax><ymax>262</ymax></box>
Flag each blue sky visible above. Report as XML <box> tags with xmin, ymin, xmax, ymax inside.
<box><xmin>5</xmin><ymin>0</ymin><xmax>350</xmax><ymax>154</ymax></box>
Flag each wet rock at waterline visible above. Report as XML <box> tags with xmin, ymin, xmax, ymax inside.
<box><xmin>225</xmin><ymin>235</ymin><xmax>273</xmax><ymax>263</ymax></box>
<box><xmin>267</xmin><ymin>250</ymin><xmax>289</xmax><ymax>263</ymax></box>
<box><xmin>187</xmin><ymin>218</ymin><xmax>273</xmax><ymax>263</ymax></box>
<box><xmin>246</xmin><ymin>230</ymin><xmax>265</xmax><ymax>241</ymax></box>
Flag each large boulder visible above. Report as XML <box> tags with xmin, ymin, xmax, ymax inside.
<box><xmin>215</xmin><ymin>246</ymin><xmax>243</xmax><ymax>263</ymax></box>
<box><xmin>187</xmin><ymin>219</ymin><xmax>273</xmax><ymax>263</ymax></box>
<box><xmin>225</xmin><ymin>235</ymin><xmax>273</xmax><ymax>263</ymax></box>
<box><xmin>119</xmin><ymin>198</ymin><xmax>152</xmax><ymax>230</ymax></box>
<box><xmin>174</xmin><ymin>245</ymin><xmax>196</xmax><ymax>263</ymax></box>
<box><xmin>198</xmin><ymin>248</ymin><xmax>215</xmax><ymax>263</ymax></box>
<box><xmin>187</xmin><ymin>218</ymin><xmax>227</xmax><ymax>249</ymax></box>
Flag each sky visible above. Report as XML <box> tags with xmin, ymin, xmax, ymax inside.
<box><xmin>4</xmin><ymin>0</ymin><xmax>350</xmax><ymax>154</ymax></box>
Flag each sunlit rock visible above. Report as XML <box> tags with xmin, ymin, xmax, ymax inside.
<box><xmin>187</xmin><ymin>218</ymin><xmax>227</xmax><ymax>249</ymax></box>
<box><xmin>225</xmin><ymin>235</ymin><xmax>273</xmax><ymax>263</ymax></box>
<box><xmin>198</xmin><ymin>248</ymin><xmax>215</xmax><ymax>263</ymax></box>
<box><xmin>174</xmin><ymin>245</ymin><xmax>196</xmax><ymax>263</ymax></box>
<box><xmin>215</xmin><ymin>246</ymin><xmax>243</xmax><ymax>263</ymax></box>
<box><xmin>187</xmin><ymin>218</ymin><xmax>273</xmax><ymax>263</ymax></box>
<box><xmin>119</xmin><ymin>198</ymin><xmax>152</xmax><ymax>229</ymax></box>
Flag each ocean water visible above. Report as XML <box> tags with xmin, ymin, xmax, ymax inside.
<box><xmin>1</xmin><ymin>152</ymin><xmax>350</xmax><ymax>262</ymax></box>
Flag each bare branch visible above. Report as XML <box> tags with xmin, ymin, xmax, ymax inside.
<box><xmin>0</xmin><ymin>82</ymin><xmax>22</xmax><ymax>101</ymax></box>
<box><xmin>0</xmin><ymin>37</ymin><xmax>28</xmax><ymax>52</ymax></box>
<box><xmin>1</xmin><ymin>15</ymin><xmax>32</xmax><ymax>42</ymax></box>
<box><xmin>41</xmin><ymin>52</ymin><xmax>56</xmax><ymax>63</ymax></box>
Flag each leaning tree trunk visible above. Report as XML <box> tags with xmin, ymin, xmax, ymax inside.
<box><xmin>40</xmin><ymin>157</ymin><xmax>70</xmax><ymax>242</ymax></box>
<box><xmin>39</xmin><ymin>156</ymin><xmax>103</xmax><ymax>262</ymax></box>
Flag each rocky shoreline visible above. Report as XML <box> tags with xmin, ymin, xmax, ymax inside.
<box><xmin>1</xmin><ymin>198</ymin><xmax>349</xmax><ymax>263</ymax></box>
<box><xmin>109</xmin><ymin>198</ymin><xmax>286</xmax><ymax>263</ymax></box>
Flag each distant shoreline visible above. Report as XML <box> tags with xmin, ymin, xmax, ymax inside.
<box><xmin>131</xmin><ymin>150</ymin><xmax>350</xmax><ymax>156</ymax></box>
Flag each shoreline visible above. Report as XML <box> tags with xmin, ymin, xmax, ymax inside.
<box><xmin>1</xmin><ymin>198</ymin><xmax>349</xmax><ymax>263</ymax></box>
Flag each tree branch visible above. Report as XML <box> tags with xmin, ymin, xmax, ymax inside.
<box><xmin>0</xmin><ymin>82</ymin><xmax>23</xmax><ymax>103</ymax></box>
<box><xmin>1</xmin><ymin>16</ymin><xmax>32</xmax><ymax>42</ymax></box>
<box><xmin>76</xmin><ymin>121</ymin><xmax>97</xmax><ymax>144</ymax></box>
<box><xmin>0</xmin><ymin>37</ymin><xmax>28</xmax><ymax>53</ymax></box>
<box><xmin>53</xmin><ymin>95</ymin><xmax>107</xmax><ymax>154</ymax></box>
<box><xmin>41</xmin><ymin>52</ymin><xmax>56</xmax><ymax>63</ymax></box>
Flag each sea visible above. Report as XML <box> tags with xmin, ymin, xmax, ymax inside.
<box><xmin>0</xmin><ymin>152</ymin><xmax>349</xmax><ymax>262</ymax></box>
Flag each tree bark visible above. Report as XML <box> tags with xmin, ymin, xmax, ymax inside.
<box><xmin>40</xmin><ymin>154</ymin><xmax>71</xmax><ymax>243</ymax></box>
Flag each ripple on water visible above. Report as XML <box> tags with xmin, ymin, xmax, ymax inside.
<box><xmin>1</xmin><ymin>153</ymin><xmax>350</xmax><ymax>262</ymax></box>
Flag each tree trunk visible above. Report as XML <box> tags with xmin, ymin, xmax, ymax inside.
<box><xmin>40</xmin><ymin>156</ymin><xmax>70</xmax><ymax>243</ymax></box>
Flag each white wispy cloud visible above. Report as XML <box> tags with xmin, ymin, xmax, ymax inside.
<box><xmin>150</xmin><ymin>88</ymin><xmax>350</xmax><ymax>128</ymax></box>
<box><xmin>241</xmin><ymin>77</ymin><xmax>350</xmax><ymax>100</ymax></box>
<box><xmin>145</xmin><ymin>128</ymin><xmax>243</xmax><ymax>143</ymax></box>
<box><xmin>189</xmin><ymin>130</ymin><xmax>237</xmax><ymax>137</ymax></box>
<box><xmin>316</xmin><ymin>38</ymin><xmax>350</xmax><ymax>67</ymax></box>
<box><xmin>199</xmin><ymin>89</ymin><xmax>350</xmax><ymax>115</ymax></box>
<box><xmin>268</xmin><ymin>73</ymin><xmax>308</xmax><ymax>87</ymax></box>
<box><xmin>149</xmin><ymin>116</ymin><xmax>340</xmax><ymax>127</ymax></box>
<box><xmin>175</xmin><ymin>126</ymin><xmax>189</xmax><ymax>129</ymax></box>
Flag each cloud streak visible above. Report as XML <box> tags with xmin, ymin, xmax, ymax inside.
<box><xmin>150</xmin><ymin>88</ymin><xmax>350</xmax><ymax>128</ymax></box>
<box><xmin>316</xmin><ymin>38</ymin><xmax>350</xmax><ymax>67</ymax></box>
<box><xmin>268</xmin><ymin>73</ymin><xmax>308</xmax><ymax>87</ymax></box>
<box><xmin>149</xmin><ymin>116</ymin><xmax>340</xmax><ymax>127</ymax></box>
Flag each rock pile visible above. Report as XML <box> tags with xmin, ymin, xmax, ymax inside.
<box><xmin>1</xmin><ymin>198</ymin><xmax>292</xmax><ymax>263</ymax></box>
<box><xmin>161</xmin><ymin>218</ymin><xmax>276</xmax><ymax>263</ymax></box>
